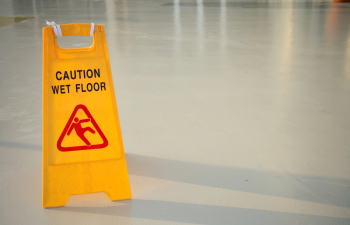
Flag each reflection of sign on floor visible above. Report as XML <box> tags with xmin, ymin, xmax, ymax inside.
<box><xmin>57</xmin><ymin>104</ymin><xmax>108</xmax><ymax>152</ymax></box>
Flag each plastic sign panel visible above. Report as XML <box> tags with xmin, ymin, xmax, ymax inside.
<box><xmin>43</xmin><ymin>24</ymin><xmax>131</xmax><ymax>208</ymax></box>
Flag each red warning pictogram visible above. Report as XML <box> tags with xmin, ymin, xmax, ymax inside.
<box><xmin>57</xmin><ymin>104</ymin><xmax>108</xmax><ymax>152</ymax></box>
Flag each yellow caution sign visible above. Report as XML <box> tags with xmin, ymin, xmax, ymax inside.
<box><xmin>43</xmin><ymin>24</ymin><xmax>132</xmax><ymax>208</ymax></box>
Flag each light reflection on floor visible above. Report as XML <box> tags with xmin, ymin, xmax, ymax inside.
<box><xmin>0</xmin><ymin>16</ymin><xmax>34</xmax><ymax>27</ymax></box>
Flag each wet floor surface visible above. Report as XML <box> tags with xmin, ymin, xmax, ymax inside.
<box><xmin>0</xmin><ymin>0</ymin><xmax>350</xmax><ymax>224</ymax></box>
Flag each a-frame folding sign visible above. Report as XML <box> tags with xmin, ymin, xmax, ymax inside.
<box><xmin>43</xmin><ymin>24</ymin><xmax>131</xmax><ymax>208</ymax></box>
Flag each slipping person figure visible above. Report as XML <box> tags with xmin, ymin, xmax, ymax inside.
<box><xmin>67</xmin><ymin>117</ymin><xmax>96</xmax><ymax>146</ymax></box>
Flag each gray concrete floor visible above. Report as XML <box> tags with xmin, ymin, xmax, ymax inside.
<box><xmin>1</xmin><ymin>0</ymin><xmax>350</xmax><ymax>224</ymax></box>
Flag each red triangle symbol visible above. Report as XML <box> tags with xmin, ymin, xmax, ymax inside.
<box><xmin>57</xmin><ymin>104</ymin><xmax>108</xmax><ymax>152</ymax></box>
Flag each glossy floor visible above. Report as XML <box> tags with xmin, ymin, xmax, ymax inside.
<box><xmin>0</xmin><ymin>0</ymin><xmax>350</xmax><ymax>224</ymax></box>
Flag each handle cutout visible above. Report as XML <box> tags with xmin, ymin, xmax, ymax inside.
<box><xmin>56</xmin><ymin>35</ymin><xmax>94</xmax><ymax>49</ymax></box>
